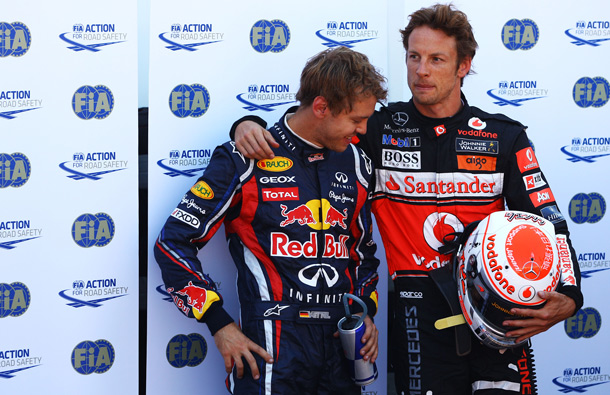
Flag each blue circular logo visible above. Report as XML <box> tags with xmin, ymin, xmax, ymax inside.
<box><xmin>169</xmin><ymin>84</ymin><xmax>211</xmax><ymax>118</ymax></box>
<box><xmin>573</xmin><ymin>77</ymin><xmax>610</xmax><ymax>108</ymax></box>
<box><xmin>565</xmin><ymin>307</ymin><xmax>602</xmax><ymax>339</ymax></box>
<box><xmin>72</xmin><ymin>85</ymin><xmax>115</xmax><ymax>120</ymax></box>
<box><xmin>501</xmin><ymin>18</ymin><xmax>539</xmax><ymax>51</ymax></box>
<box><xmin>250</xmin><ymin>19</ymin><xmax>290</xmax><ymax>53</ymax></box>
<box><xmin>569</xmin><ymin>192</ymin><xmax>606</xmax><ymax>224</ymax></box>
<box><xmin>166</xmin><ymin>333</ymin><xmax>208</xmax><ymax>368</ymax></box>
<box><xmin>0</xmin><ymin>152</ymin><xmax>31</xmax><ymax>188</ymax></box>
<box><xmin>71</xmin><ymin>339</ymin><xmax>116</xmax><ymax>374</ymax></box>
<box><xmin>0</xmin><ymin>22</ymin><xmax>31</xmax><ymax>57</ymax></box>
<box><xmin>71</xmin><ymin>212</ymin><xmax>115</xmax><ymax>247</ymax></box>
<box><xmin>0</xmin><ymin>282</ymin><xmax>31</xmax><ymax>318</ymax></box>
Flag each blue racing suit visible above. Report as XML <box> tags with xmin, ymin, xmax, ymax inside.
<box><xmin>155</xmin><ymin>112</ymin><xmax>380</xmax><ymax>394</ymax></box>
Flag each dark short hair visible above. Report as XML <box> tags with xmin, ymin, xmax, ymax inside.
<box><xmin>400</xmin><ymin>3</ymin><xmax>478</xmax><ymax>76</ymax></box>
<box><xmin>296</xmin><ymin>47</ymin><xmax>387</xmax><ymax>115</ymax></box>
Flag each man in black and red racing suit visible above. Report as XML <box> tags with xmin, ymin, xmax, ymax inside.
<box><xmin>361</xmin><ymin>95</ymin><xmax>583</xmax><ymax>394</ymax></box>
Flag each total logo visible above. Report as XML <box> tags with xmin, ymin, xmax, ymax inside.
<box><xmin>71</xmin><ymin>213</ymin><xmax>115</xmax><ymax>247</ymax></box>
<box><xmin>0</xmin><ymin>348</ymin><xmax>42</xmax><ymax>378</ymax></box>
<box><xmin>169</xmin><ymin>84</ymin><xmax>210</xmax><ymax>118</ymax></box>
<box><xmin>159</xmin><ymin>23</ymin><xmax>223</xmax><ymax>52</ymax></box>
<box><xmin>0</xmin><ymin>153</ymin><xmax>31</xmax><ymax>188</ymax></box>
<box><xmin>0</xmin><ymin>22</ymin><xmax>31</xmax><ymax>57</ymax></box>
<box><xmin>569</xmin><ymin>192</ymin><xmax>606</xmax><ymax>224</ymax></box>
<box><xmin>565</xmin><ymin>307</ymin><xmax>602</xmax><ymax>339</ymax></box>
<box><xmin>565</xmin><ymin>20</ymin><xmax>610</xmax><ymax>47</ymax></box>
<box><xmin>72</xmin><ymin>85</ymin><xmax>114</xmax><ymax>119</ymax></box>
<box><xmin>250</xmin><ymin>19</ymin><xmax>290</xmax><ymax>53</ymax></box>
<box><xmin>573</xmin><ymin>76</ymin><xmax>609</xmax><ymax>108</ymax></box>
<box><xmin>501</xmin><ymin>18</ymin><xmax>539</xmax><ymax>50</ymax></box>
<box><xmin>166</xmin><ymin>333</ymin><xmax>207</xmax><ymax>368</ymax></box>
<box><xmin>60</xmin><ymin>23</ymin><xmax>127</xmax><ymax>52</ymax></box>
<box><xmin>71</xmin><ymin>339</ymin><xmax>115</xmax><ymax>374</ymax></box>
<box><xmin>0</xmin><ymin>282</ymin><xmax>31</xmax><ymax>318</ymax></box>
<box><xmin>316</xmin><ymin>20</ymin><xmax>378</xmax><ymax>48</ymax></box>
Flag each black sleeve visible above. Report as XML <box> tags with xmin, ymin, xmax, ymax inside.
<box><xmin>229</xmin><ymin>115</ymin><xmax>267</xmax><ymax>141</ymax></box>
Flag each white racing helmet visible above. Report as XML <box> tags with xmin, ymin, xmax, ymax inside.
<box><xmin>456</xmin><ymin>210</ymin><xmax>561</xmax><ymax>349</ymax></box>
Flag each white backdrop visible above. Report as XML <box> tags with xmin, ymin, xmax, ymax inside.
<box><xmin>1</xmin><ymin>1</ymin><xmax>139</xmax><ymax>394</ymax></box>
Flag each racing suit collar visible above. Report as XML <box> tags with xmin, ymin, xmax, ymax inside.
<box><xmin>409</xmin><ymin>92</ymin><xmax>471</xmax><ymax>139</ymax></box>
<box><xmin>273</xmin><ymin>110</ymin><xmax>330</xmax><ymax>164</ymax></box>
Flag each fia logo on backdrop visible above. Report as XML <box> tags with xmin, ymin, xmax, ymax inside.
<box><xmin>157</xmin><ymin>148</ymin><xmax>212</xmax><ymax>178</ymax></box>
<box><xmin>60</xmin><ymin>23</ymin><xmax>126</xmax><ymax>52</ymax></box>
<box><xmin>0</xmin><ymin>282</ymin><xmax>31</xmax><ymax>318</ymax></box>
<box><xmin>487</xmin><ymin>80</ymin><xmax>547</xmax><ymax>107</ymax></box>
<box><xmin>59</xmin><ymin>278</ymin><xmax>128</xmax><ymax>308</ymax></box>
<box><xmin>501</xmin><ymin>18</ymin><xmax>539</xmax><ymax>50</ymax></box>
<box><xmin>166</xmin><ymin>333</ymin><xmax>207</xmax><ymax>368</ymax></box>
<box><xmin>561</xmin><ymin>137</ymin><xmax>610</xmax><ymax>164</ymax></box>
<box><xmin>250</xmin><ymin>19</ymin><xmax>290</xmax><ymax>53</ymax></box>
<box><xmin>72</xmin><ymin>85</ymin><xmax>114</xmax><ymax>119</ymax></box>
<box><xmin>59</xmin><ymin>151</ymin><xmax>128</xmax><ymax>181</ymax></box>
<box><xmin>573</xmin><ymin>77</ymin><xmax>609</xmax><ymax>108</ymax></box>
<box><xmin>0</xmin><ymin>153</ymin><xmax>31</xmax><ymax>188</ymax></box>
<box><xmin>71</xmin><ymin>339</ymin><xmax>115</xmax><ymax>375</ymax></box>
<box><xmin>236</xmin><ymin>83</ymin><xmax>297</xmax><ymax>112</ymax></box>
<box><xmin>565</xmin><ymin>20</ymin><xmax>610</xmax><ymax>47</ymax></box>
<box><xmin>159</xmin><ymin>23</ymin><xmax>223</xmax><ymax>52</ymax></box>
<box><xmin>316</xmin><ymin>20</ymin><xmax>378</xmax><ymax>48</ymax></box>
<box><xmin>0</xmin><ymin>219</ymin><xmax>42</xmax><ymax>250</ymax></box>
<box><xmin>169</xmin><ymin>84</ymin><xmax>210</xmax><ymax>118</ymax></box>
<box><xmin>569</xmin><ymin>193</ymin><xmax>606</xmax><ymax>224</ymax></box>
<box><xmin>0</xmin><ymin>22</ymin><xmax>31</xmax><ymax>57</ymax></box>
<box><xmin>71</xmin><ymin>213</ymin><xmax>115</xmax><ymax>247</ymax></box>
<box><xmin>0</xmin><ymin>89</ymin><xmax>43</xmax><ymax>120</ymax></box>
<box><xmin>552</xmin><ymin>365</ymin><xmax>610</xmax><ymax>393</ymax></box>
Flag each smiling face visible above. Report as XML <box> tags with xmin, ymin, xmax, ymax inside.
<box><xmin>314</xmin><ymin>94</ymin><xmax>377</xmax><ymax>152</ymax></box>
<box><xmin>407</xmin><ymin>25</ymin><xmax>471</xmax><ymax>118</ymax></box>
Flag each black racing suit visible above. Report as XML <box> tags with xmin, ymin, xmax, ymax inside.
<box><xmin>359</xmin><ymin>96</ymin><xmax>583</xmax><ymax>395</ymax></box>
<box><xmin>156</xmin><ymin>112</ymin><xmax>380</xmax><ymax>394</ymax></box>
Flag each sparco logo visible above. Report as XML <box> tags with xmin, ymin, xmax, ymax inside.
<box><xmin>298</xmin><ymin>263</ymin><xmax>339</xmax><ymax>287</ymax></box>
<box><xmin>400</xmin><ymin>291</ymin><xmax>423</xmax><ymax>299</ymax></box>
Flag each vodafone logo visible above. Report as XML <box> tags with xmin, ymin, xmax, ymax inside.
<box><xmin>423</xmin><ymin>212</ymin><xmax>464</xmax><ymax>251</ymax></box>
<box><xmin>468</xmin><ymin>117</ymin><xmax>487</xmax><ymax>130</ymax></box>
<box><xmin>434</xmin><ymin>125</ymin><xmax>446</xmax><ymax>136</ymax></box>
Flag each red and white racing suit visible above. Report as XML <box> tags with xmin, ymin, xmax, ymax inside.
<box><xmin>358</xmin><ymin>96</ymin><xmax>583</xmax><ymax>394</ymax></box>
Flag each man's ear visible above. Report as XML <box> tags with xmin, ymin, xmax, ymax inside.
<box><xmin>312</xmin><ymin>96</ymin><xmax>329</xmax><ymax>118</ymax></box>
<box><xmin>457</xmin><ymin>56</ymin><xmax>472</xmax><ymax>79</ymax></box>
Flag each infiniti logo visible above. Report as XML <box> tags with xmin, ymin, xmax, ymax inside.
<box><xmin>298</xmin><ymin>263</ymin><xmax>339</xmax><ymax>287</ymax></box>
<box><xmin>335</xmin><ymin>172</ymin><xmax>348</xmax><ymax>183</ymax></box>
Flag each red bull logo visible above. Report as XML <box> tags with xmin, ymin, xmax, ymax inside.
<box><xmin>279</xmin><ymin>199</ymin><xmax>349</xmax><ymax>230</ymax></box>
<box><xmin>173</xmin><ymin>281</ymin><xmax>219</xmax><ymax>320</ymax></box>
<box><xmin>271</xmin><ymin>232</ymin><xmax>349</xmax><ymax>258</ymax></box>
<box><xmin>257</xmin><ymin>156</ymin><xmax>293</xmax><ymax>172</ymax></box>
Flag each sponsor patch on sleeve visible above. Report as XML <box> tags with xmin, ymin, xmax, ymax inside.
<box><xmin>516</xmin><ymin>147</ymin><xmax>540</xmax><ymax>173</ymax></box>
<box><xmin>529</xmin><ymin>187</ymin><xmax>555</xmax><ymax>207</ymax></box>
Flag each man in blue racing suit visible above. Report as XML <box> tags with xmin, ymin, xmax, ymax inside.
<box><xmin>154</xmin><ymin>47</ymin><xmax>388</xmax><ymax>394</ymax></box>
